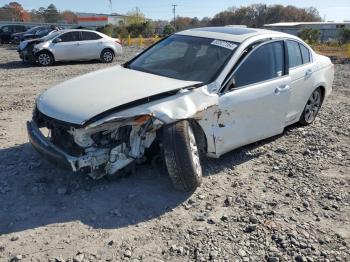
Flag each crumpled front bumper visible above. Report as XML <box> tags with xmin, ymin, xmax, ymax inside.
<box><xmin>18</xmin><ymin>48</ymin><xmax>36</xmax><ymax>62</ymax></box>
<box><xmin>26</xmin><ymin>121</ymin><xmax>77</xmax><ymax>170</ymax></box>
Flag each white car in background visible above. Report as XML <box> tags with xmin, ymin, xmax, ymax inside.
<box><xmin>27</xmin><ymin>27</ymin><xmax>334</xmax><ymax>191</ymax></box>
<box><xmin>18</xmin><ymin>29</ymin><xmax>122</xmax><ymax>66</ymax></box>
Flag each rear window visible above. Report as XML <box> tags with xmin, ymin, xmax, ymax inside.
<box><xmin>299</xmin><ymin>44</ymin><xmax>311</xmax><ymax>64</ymax></box>
<box><xmin>81</xmin><ymin>32</ymin><xmax>102</xmax><ymax>40</ymax></box>
<box><xmin>286</xmin><ymin>40</ymin><xmax>302</xmax><ymax>68</ymax></box>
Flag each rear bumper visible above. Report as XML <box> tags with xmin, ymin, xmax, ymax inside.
<box><xmin>26</xmin><ymin>121</ymin><xmax>76</xmax><ymax>170</ymax></box>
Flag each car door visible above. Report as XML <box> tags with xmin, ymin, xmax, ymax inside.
<box><xmin>0</xmin><ymin>26</ymin><xmax>11</xmax><ymax>42</ymax></box>
<box><xmin>53</xmin><ymin>32</ymin><xmax>81</xmax><ymax>61</ymax></box>
<box><xmin>285</xmin><ymin>40</ymin><xmax>314</xmax><ymax>124</ymax></box>
<box><xmin>214</xmin><ymin>40</ymin><xmax>291</xmax><ymax>156</ymax></box>
<box><xmin>79</xmin><ymin>32</ymin><xmax>103</xmax><ymax>59</ymax></box>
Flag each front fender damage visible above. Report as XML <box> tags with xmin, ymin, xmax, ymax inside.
<box><xmin>62</xmin><ymin>115</ymin><xmax>162</xmax><ymax>179</ymax></box>
<box><xmin>44</xmin><ymin>86</ymin><xmax>219</xmax><ymax>179</ymax></box>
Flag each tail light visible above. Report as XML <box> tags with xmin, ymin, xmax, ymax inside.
<box><xmin>115</xmin><ymin>39</ymin><xmax>121</xmax><ymax>45</ymax></box>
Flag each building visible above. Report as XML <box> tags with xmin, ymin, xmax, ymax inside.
<box><xmin>264</xmin><ymin>22</ymin><xmax>350</xmax><ymax>42</ymax></box>
<box><xmin>76</xmin><ymin>12</ymin><xmax>127</xmax><ymax>28</ymax></box>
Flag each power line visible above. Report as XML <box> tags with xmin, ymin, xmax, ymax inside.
<box><xmin>172</xmin><ymin>4</ymin><xmax>177</xmax><ymax>29</ymax></box>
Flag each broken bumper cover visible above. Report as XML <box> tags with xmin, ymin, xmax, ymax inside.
<box><xmin>26</xmin><ymin>120</ymin><xmax>77</xmax><ymax>170</ymax></box>
<box><xmin>18</xmin><ymin>49</ymin><xmax>36</xmax><ymax>62</ymax></box>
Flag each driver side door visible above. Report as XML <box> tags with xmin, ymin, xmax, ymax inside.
<box><xmin>53</xmin><ymin>32</ymin><xmax>81</xmax><ymax>61</ymax></box>
<box><xmin>214</xmin><ymin>40</ymin><xmax>291</xmax><ymax>156</ymax></box>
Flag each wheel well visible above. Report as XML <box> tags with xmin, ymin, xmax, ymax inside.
<box><xmin>101</xmin><ymin>48</ymin><xmax>115</xmax><ymax>56</ymax></box>
<box><xmin>158</xmin><ymin>119</ymin><xmax>208</xmax><ymax>154</ymax></box>
<box><xmin>317</xmin><ymin>86</ymin><xmax>326</xmax><ymax>105</ymax></box>
<box><xmin>188</xmin><ymin>119</ymin><xmax>208</xmax><ymax>154</ymax></box>
<box><xmin>37</xmin><ymin>49</ymin><xmax>55</xmax><ymax>61</ymax></box>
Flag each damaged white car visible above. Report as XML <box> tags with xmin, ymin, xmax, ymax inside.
<box><xmin>27</xmin><ymin>27</ymin><xmax>334</xmax><ymax>191</ymax></box>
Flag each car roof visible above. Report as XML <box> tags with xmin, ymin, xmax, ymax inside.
<box><xmin>58</xmin><ymin>29</ymin><xmax>101</xmax><ymax>33</ymax></box>
<box><xmin>177</xmin><ymin>26</ymin><xmax>289</xmax><ymax>43</ymax></box>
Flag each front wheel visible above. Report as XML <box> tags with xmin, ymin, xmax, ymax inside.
<box><xmin>37</xmin><ymin>51</ymin><xmax>54</xmax><ymax>66</ymax></box>
<box><xmin>100</xmin><ymin>49</ymin><xmax>114</xmax><ymax>63</ymax></box>
<box><xmin>162</xmin><ymin>120</ymin><xmax>202</xmax><ymax>192</ymax></box>
<box><xmin>299</xmin><ymin>87</ymin><xmax>323</xmax><ymax>125</ymax></box>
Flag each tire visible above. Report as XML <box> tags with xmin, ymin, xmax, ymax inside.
<box><xmin>299</xmin><ymin>87</ymin><xmax>322</xmax><ymax>125</ymax></box>
<box><xmin>162</xmin><ymin>120</ymin><xmax>202</xmax><ymax>191</ymax></box>
<box><xmin>37</xmin><ymin>51</ymin><xmax>54</xmax><ymax>66</ymax></box>
<box><xmin>100</xmin><ymin>49</ymin><xmax>114</xmax><ymax>63</ymax></box>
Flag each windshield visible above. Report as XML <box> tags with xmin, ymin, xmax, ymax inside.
<box><xmin>26</xmin><ymin>27</ymin><xmax>43</xmax><ymax>34</ymax></box>
<box><xmin>127</xmin><ymin>34</ymin><xmax>238</xmax><ymax>84</ymax></box>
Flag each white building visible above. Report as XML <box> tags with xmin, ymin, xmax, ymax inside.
<box><xmin>264</xmin><ymin>22</ymin><xmax>350</xmax><ymax>42</ymax></box>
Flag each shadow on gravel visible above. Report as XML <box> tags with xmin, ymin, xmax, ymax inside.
<box><xmin>0</xmin><ymin>60</ymin><xmax>105</xmax><ymax>69</ymax></box>
<box><xmin>0</xmin><ymin>125</ymin><xmax>299</xmax><ymax>234</ymax></box>
<box><xmin>0</xmin><ymin>142</ymin><xmax>193</xmax><ymax>234</ymax></box>
<box><xmin>0</xmin><ymin>61</ymin><xmax>33</xmax><ymax>69</ymax></box>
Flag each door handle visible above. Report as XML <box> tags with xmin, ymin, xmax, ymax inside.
<box><xmin>305</xmin><ymin>69</ymin><xmax>312</xmax><ymax>78</ymax></box>
<box><xmin>274</xmin><ymin>85</ymin><xmax>290</xmax><ymax>94</ymax></box>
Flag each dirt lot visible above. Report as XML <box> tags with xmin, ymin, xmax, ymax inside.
<box><xmin>0</xmin><ymin>45</ymin><xmax>349</xmax><ymax>262</ymax></box>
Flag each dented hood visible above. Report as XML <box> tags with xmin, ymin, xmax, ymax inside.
<box><xmin>36</xmin><ymin>65</ymin><xmax>200</xmax><ymax>125</ymax></box>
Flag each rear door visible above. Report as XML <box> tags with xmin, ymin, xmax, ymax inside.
<box><xmin>78</xmin><ymin>32</ymin><xmax>103</xmax><ymax>59</ymax></box>
<box><xmin>285</xmin><ymin>40</ymin><xmax>314</xmax><ymax>123</ymax></box>
<box><xmin>53</xmin><ymin>32</ymin><xmax>81</xmax><ymax>61</ymax></box>
<box><xmin>0</xmin><ymin>26</ymin><xmax>12</xmax><ymax>42</ymax></box>
<box><xmin>214</xmin><ymin>40</ymin><xmax>291</xmax><ymax>155</ymax></box>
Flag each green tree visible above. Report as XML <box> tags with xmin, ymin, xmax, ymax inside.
<box><xmin>96</xmin><ymin>24</ymin><xmax>113</xmax><ymax>36</ymax></box>
<box><xmin>340</xmin><ymin>28</ymin><xmax>350</xmax><ymax>43</ymax></box>
<box><xmin>126</xmin><ymin>7</ymin><xmax>145</xmax><ymax>25</ymax></box>
<box><xmin>298</xmin><ymin>28</ymin><xmax>320</xmax><ymax>44</ymax></box>
<box><xmin>44</xmin><ymin>4</ymin><xmax>59</xmax><ymax>23</ymax></box>
<box><xmin>163</xmin><ymin>24</ymin><xmax>175</xmax><ymax>35</ymax></box>
<box><xmin>113</xmin><ymin>25</ymin><xmax>128</xmax><ymax>38</ymax></box>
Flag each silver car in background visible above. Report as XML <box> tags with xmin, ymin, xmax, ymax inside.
<box><xmin>18</xmin><ymin>29</ymin><xmax>122</xmax><ymax>66</ymax></box>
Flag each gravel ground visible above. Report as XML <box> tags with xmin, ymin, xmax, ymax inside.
<box><xmin>0</xmin><ymin>45</ymin><xmax>349</xmax><ymax>262</ymax></box>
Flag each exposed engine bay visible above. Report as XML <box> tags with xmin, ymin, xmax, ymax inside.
<box><xmin>33</xmin><ymin>108</ymin><xmax>163</xmax><ymax>179</ymax></box>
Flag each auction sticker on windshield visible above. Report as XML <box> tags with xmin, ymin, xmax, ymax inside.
<box><xmin>211</xmin><ymin>40</ymin><xmax>237</xmax><ymax>50</ymax></box>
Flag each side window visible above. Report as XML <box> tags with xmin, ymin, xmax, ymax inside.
<box><xmin>82</xmin><ymin>32</ymin><xmax>102</xmax><ymax>40</ymax></box>
<box><xmin>60</xmin><ymin>32</ymin><xmax>80</xmax><ymax>42</ymax></box>
<box><xmin>1</xmin><ymin>26</ymin><xmax>10</xmax><ymax>32</ymax></box>
<box><xmin>299</xmin><ymin>43</ymin><xmax>311</xmax><ymax>64</ymax></box>
<box><xmin>286</xmin><ymin>40</ymin><xmax>302</xmax><ymax>68</ymax></box>
<box><xmin>15</xmin><ymin>26</ymin><xmax>25</xmax><ymax>32</ymax></box>
<box><xmin>232</xmin><ymin>41</ymin><xmax>284</xmax><ymax>88</ymax></box>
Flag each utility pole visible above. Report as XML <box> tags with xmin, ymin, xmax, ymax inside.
<box><xmin>172</xmin><ymin>4</ymin><xmax>177</xmax><ymax>30</ymax></box>
<box><xmin>108</xmin><ymin>0</ymin><xmax>113</xmax><ymax>14</ymax></box>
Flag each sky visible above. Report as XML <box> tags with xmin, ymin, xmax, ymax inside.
<box><xmin>3</xmin><ymin>0</ymin><xmax>350</xmax><ymax>22</ymax></box>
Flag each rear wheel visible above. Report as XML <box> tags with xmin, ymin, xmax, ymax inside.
<box><xmin>37</xmin><ymin>51</ymin><xmax>54</xmax><ymax>66</ymax></box>
<box><xmin>100</xmin><ymin>49</ymin><xmax>114</xmax><ymax>63</ymax></box>
<box><xmin>162</xmin><ymin>120</ymin><xmax>202</xmax><ymax>191</ymax></box>
<box><xmin>299</xmin><ymin>87</ymin><xmax>322</xmax><ymax>125</ymax></box>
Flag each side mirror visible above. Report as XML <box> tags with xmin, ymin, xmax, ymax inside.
<box><xmin>53</xmin><ymin>37</ymin><xmax>62</xmax><ymax>43</ymax></box>
<box><xmin>227</xmin><ymin>77</ymin><xmax>236</xmax><ymax>91</ymax></box>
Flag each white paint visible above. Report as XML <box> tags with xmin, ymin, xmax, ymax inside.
<box><xmin>33</xmin><ymin>28</ymin><xmax>334</xmax><ymax>176</ymax></box>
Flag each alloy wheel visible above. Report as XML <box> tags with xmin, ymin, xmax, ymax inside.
<box><xmin>103</xmin><ymin>51</ymin><xmax>113</xmax><ymax>62</ymax></box>
<box><xmin>38</xmin><ymin>53</ymin><xmax>51</xmax><ymax>66</ymax></box>
<box><xmin>304</xmin><ymin>89</ymin><xmax>322</xmax><ymax>123</ymax></box>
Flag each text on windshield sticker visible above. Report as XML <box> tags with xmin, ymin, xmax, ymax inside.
<box><xmin>211</xmin><ymin>40</ymin><xmax>237</xmax><ymax>50</ymax></box>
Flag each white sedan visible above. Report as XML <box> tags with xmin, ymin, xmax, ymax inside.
<box><xmin>18</xmin><ymin>29</ymin><xmax>122</xmax><ymax>66</ymax></box>
<box><xmin>27</xmin><ymin>27</ymin><xmax>334</xmax><ymax>191</ymax></box>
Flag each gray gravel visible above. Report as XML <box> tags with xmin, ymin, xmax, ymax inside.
<box><xmin>0</xmin><ymin>45</ymin><xmax>349</xmax><ymax>262</ymax></box>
